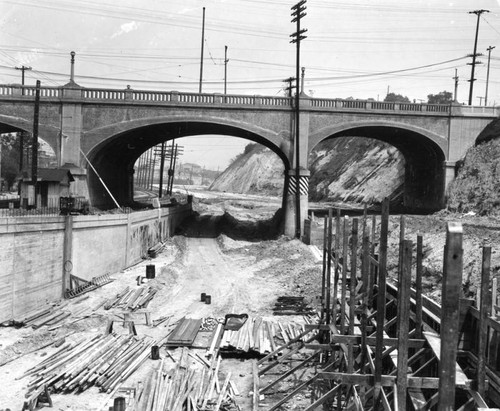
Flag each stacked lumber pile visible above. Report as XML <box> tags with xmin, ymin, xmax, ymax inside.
<box><xmin>104</xmin><ymin>285</ymin><xmax>158</xmax><ymax>311</ymax></box>
<box><xmin>136</xmin><ymin>348</ymin><xmax>239</xmax><ymax>410</ymax></box>
<box><xmin>20</xmin><ymin>306</ymin><xmax>72</xmax><ymax>329</ymax></box>
<box><xmin>166</xmin><ymin>318</ymin><xmax>202</xmax><ymax>347</ymax></box>
<box><xmin>20</xmin><ymin>333</ymin><xmax>156</xmax><ymax>396</ymax></box>
<box><xmin>273</xmin><ymin>296</ymin><xmax>315</xmax><ymax>315</ymax></box>
<box><xmin>218</xmin><ymin>317</ymin><xmax>307</xmax><ymax>356</ymax></box>
<box><xmin>148</xmin><ymin>242</ymin><xmax>165</xmax><ymax>258</ymax></box>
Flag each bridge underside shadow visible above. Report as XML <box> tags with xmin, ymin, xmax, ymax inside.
<box><xmin>87</xmin><ymin>122</ymin><xmax>289</xmax><ymax>209</ymax></box>
<box><xmin>324</xmin><ymin>126</ymin><xmax>446</xmax><ymax>212</ymax></box>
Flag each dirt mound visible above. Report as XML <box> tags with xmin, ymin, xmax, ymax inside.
<box><xmin>447</xmin><ymin>138</ymin><xmax>500</xmax><ymax>216</ymax></box>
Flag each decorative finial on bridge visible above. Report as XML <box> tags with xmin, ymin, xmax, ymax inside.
<box><xmin>70</xmin><ymin>51</ymin><xmax>76</xmax><ymax>83</ymax></box>
<box><xmin>64</xmin><ymin>51</ymin><xmax>80</xmax><ymax>88</ymax></box>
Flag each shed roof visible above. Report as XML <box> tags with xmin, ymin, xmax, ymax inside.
<box><xmin>22</xmin><ymin>168</ymin><xmax>75</xmax><ymax>183</ymax></box>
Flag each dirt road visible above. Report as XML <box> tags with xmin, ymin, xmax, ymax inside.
<box><xmin>0</xmin><ymin>208</ymin><xmax>322</xmax><ymax>410</ymax></box>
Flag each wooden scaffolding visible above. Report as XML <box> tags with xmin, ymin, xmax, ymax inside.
<box><xmin>254</xmin><ymin>199</ymin><xmax>500</xmax><ymax>410</ymax></box>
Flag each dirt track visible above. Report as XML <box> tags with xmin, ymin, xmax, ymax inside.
<box><xmin>0</xmin><ymin>205</ymin><xmax>322</xmax><ymax>410</ymax></box>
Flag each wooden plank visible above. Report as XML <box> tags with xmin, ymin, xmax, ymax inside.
<box><xmin>437</xmin><ymin>222</ymin><xmax>463</xmax><ymax>411</ymax></box>
<box><xmin>396</xmin><ymin>240</ymin><xmax>412</xmax><ymax>411</ymax></box>
<box><xmin>423</xmin><ymin>331</ymin><xmax>471</xmax><ymax>388</ymax></box>
<box><xmin>478</xmin><ymin>246</ymin><xmax>492</xmax><ymax>396</ymax></box>
<box><xmin>325</xmin><ymin>209</ymin><xmax>333</xmax><ymax>326</ymax></box>
<box><xmin>415</xmin><ymin>234</ymin><xmax>423</xmax><ymax>339</ymax></box>
<box><xmin>374</xmin><ymin>198</ymin><xmax>389</xmax><ymax>406</ymax></box>
<box><xmin>305</xmin><ymin>335</ymin><xmax>425</xmax><ymax>348</ymax></box>
<box><xmin>252</xmin><ymin>360</ymin><xmax>259</xmax><ymax>411</ymax></box>
<box><xmin>319</xmin><ymin>372</ymin><xmax>440</xmax><ymax>389</ymax></box>
<box><xmin>348</xmin><ymin>218</ymin><xmax>358</xmax><ymax>373</ymax></box>
<box><xmin>340</xmin><ymin>216</ymin><xmax>349</xmax><ymax>334</ymax></box>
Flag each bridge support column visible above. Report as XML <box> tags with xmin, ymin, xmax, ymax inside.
<box><xmin>443</xmin><ymin>161</ymin><xmax>457</xmax><ymax>200</ymax></box>
<box><xmin>284</xmin><ymin>169</ymin><xmax>310</xmax><ymax>238</ymax></box>
<box><xmin>60</xmin><ymin>87</ymin><xmax>88</xmax><ymax>199</ymax></box>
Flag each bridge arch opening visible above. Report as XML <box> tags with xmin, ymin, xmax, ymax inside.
<box><xmin>309</xmin><ymin>125</ymin><xmax>446</xmax><ymax>212</ymax></box>
<box><xmin>85</xmin><ymin>121</ymin><xmax>290</xmax><ymax>237</ymax></box>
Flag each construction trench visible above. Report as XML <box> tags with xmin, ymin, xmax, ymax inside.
<box><xmin>5</xmin><ymin>199</ymin><xmax>500</xmax><ymax>411</ymax></box>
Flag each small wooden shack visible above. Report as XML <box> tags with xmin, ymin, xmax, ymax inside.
<box><xmin>19</xmin><ymin>168</ymin><xmax>74</xmax><ymax>208</ymax></box>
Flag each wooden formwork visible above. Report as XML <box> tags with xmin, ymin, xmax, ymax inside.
<box><xmin>255</xmin><ymin>199</ymin><xmax>500</xmax><ymax>411</ymax></box>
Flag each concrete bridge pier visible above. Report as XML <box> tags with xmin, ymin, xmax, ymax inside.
<box><xmin>284</xmin><ymin>169</ymin><xmax>310</xmax><ymax>238</ymax></box>
<box><xmin>444</xmin><ymin>161</ymin><xmax>457</xmax><ymax>200</ymax></box>
<box><xmin>60</xmin><ymin>86</ymin><xmax>88</xmax><ymax>199</ymax></box>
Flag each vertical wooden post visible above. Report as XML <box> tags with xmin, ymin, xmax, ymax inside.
<box><xmin>478</xmin><ymin>246</ymin><xmax>492</xmax><ymax>396</ymax></box>
<box><xmin>348</xmin><ymin>218</ymin><xmax>358</xmax><ymax>373</ymax></box>
<box><xmin>62</xmin><ymin>214</ymin><xmax>73</xmax><ymax>297</ymax></box>
<box><xmin>325</xmin><ymin>209</ymin><xmax>333</xmax><ymax>327</ymax></box>
<box><xmin>437</xmin><ymin>222</ymin><xmax>463</xmax><ymax>411</ymax></box>
<box><xmin>321</xmin><ymin>216</ymin><xmax>327</xmax><ymax>318</ymax></box>
<box><xmin>374</xmin><ymin>198</ymin><xmax>389</xmax><ymax>406</ymax></box>
<box><xmin>368</xmin><ymin>214</ymin><xmax>377</xmax><ymax>303</ymax></box>
<box><xmin>396</xmin><ymin>240</ymin><xmax>413</xmax><ymax>411</ymax></box>
<box><xmin>415</xmin><ymin>234</ymin><xmax>423</xmax><ymax>338</ymax></box>
<box><xmin>397</xmin><ymin>215</ymin><xmax>406</xmax><ymax>338</ymax></box>
<box><xmin>332</xmin><ymin>209</ymin><xmax>341</xmax><ymax>326</ymax></box>
<box><xmin>360</xmin><ymin>233</ymin><xmax>370</xmax><ymax>373</ymax></box>
<box><xmin>492</xmin><ymin>277</ymin><xmax>498</xmax><ymax>319</ymax></box>
<box><xmin>340</xmin><ymin>216</ymin><xmax>349</xmax><ymax>334</ymax></box>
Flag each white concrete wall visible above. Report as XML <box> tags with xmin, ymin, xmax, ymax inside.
<box><xmin>0</xmin><ymin>204</ymin><xmax>192</xmax><ymax>322</ymax></box>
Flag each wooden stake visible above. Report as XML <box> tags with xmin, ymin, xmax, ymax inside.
<box><xmin>374</xmin><ymin>198</ymin><xmax>389</xmax><ymax>406</ymax></box>
<box><xmin>348</xmin><ymin>218</ymin><xmax>358</xmax><ymax>373</ymax></box>
<box><xmin>340</xmin><ymin>216</ymin><xmax>349</xmax><ymax>334</ymax></box>
<box><xmin>396</xmin><ymin>240</ymin><xmax>413</xmax><ymax>411</ymax></box>
<box><xmin>415</xmin><ymin>234</ymin><xmax>423</xmax><ymax>339</ymax></box>
<box><xmin>437</xmin><ymin>222</ymin><xmax>463</xmax><ymax>411</ymax></box>
<box><xmin>478</xmin><ymin>246</ymin><xmax>492</xmax><ymax>396</ymax></box>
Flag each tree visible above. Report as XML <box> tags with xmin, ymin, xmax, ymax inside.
<box><xmin>384</xmin><ymin>92</ymin><xmax>411</xmax><ymax>103</ymax></box>
<box><xmin>427</xmin><ymin>91</ymin><xmax>453</xmax><ymax>104</ymax></box>
<box><xmin>0</xmin><ymin>132</ymin><xmax>35</xmax><ymax>190</ymax></box>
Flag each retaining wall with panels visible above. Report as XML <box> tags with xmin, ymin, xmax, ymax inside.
<box><xmin>0</xmin><ymin>204</ymin><xmax>192</xmax><ymax>322</ymax></box>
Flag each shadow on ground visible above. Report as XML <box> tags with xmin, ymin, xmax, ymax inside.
<box><xmin>176</xmin><ymin>209</ymin><xmax>284</xmax><ymax>241</ymax></box>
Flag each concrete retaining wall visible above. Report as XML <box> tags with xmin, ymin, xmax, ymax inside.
<box><xmin>0</xmin><ymin>204</ymin><xmax>192</xmax><ymax>322</ymax></box>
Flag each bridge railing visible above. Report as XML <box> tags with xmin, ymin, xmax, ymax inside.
<box><xmin>310</xmin><ymin>98</ymin><xmax>452</xmax><ymax>113</ymax></box>
<box><xmin>0</xmin><ymin>84</ymin><xmax>497</xmax><ymax>115</ymax></box>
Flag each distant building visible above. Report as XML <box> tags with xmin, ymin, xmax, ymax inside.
<box><xmin>18</xmin><ymin>168</ymin><xmax>74</xmax><ymax>208</ymax></box>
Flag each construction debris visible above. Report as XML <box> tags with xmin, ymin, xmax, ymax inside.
<box><xmin>273</xmin><ymin>296</ymin><xmax>315</xmax><ymax>315</ymax></box>
<box><xmin>135</xmin><ymin>348</ymin><xmax>239</xmax><ymax>410</ymax></box>
<box><xmin>20</xmin><ymin>333</ymin><xmax>157</xmax><ymax>396</ymax></box>
<box><xmin>104</xmin><ymin>285</ymin><xmax>158</xmax><ymax>311</ymax></box>
<box><xmin>148</xmin><ymin>242</ymin><xmax>166</xmax><ymax>258</ymax></box>
<box><xmin>65</xmin><ymin>273</ymin><xmax>113</xmax><ymax>299</ymax></box>
<box><xmin>166</xmin><ymin>317</ymin><xmax>203</xmax><ymax>347</ymax></box>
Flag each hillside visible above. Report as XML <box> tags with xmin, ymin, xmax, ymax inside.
<box><xmin>210</xmin><ymin>138</ymin><xmax>405</xmax><ymax>204</ymax></box>
<box><xmin>209</xmin><ymin>143</ymin><xmax>284</xmax><ymax>195</ymax></box>
<box><xmin>447</xmin><ymin>137</ymin><xmax>500</xmax><ymax>216</ymax></box>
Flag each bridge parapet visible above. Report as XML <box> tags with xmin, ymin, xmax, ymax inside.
<box><xmin>0</xmin><ymin>84</ymin><xmax>497</xmax><ymax>117</ymax></box>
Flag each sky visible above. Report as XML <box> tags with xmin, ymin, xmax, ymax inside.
<box><xmin>1</xmin><ymin>0</ymin><xmax>499</xmax><ymax>168</ymax></box>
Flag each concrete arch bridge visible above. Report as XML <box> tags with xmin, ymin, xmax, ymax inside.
<box><xmin>0</xmin><ymin>83</ymin><xmax>497</xmax><ymax>236</ymax></box>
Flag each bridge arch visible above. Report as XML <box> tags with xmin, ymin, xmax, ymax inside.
<box><xmin>309</xmin><ymin>121</ymin><xmax>448</xmax><ymax>211</ymax></box>
<box><xmin>83</xmin><ymin>117</ymin><xmax>291</xmax><ymax>208</ymax></box>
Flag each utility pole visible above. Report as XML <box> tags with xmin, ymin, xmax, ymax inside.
<box><xmin>32</xmin><ymin>80</ymin><xmax>41</xmax><ymax>208</ymax></box>
<box><xmin>301</xmin><ymin>67</ymin><xmax>306</xmax><ymax>94</ymax></box>
<box><xmin>485</xmin><ymin>45</ymin><xmax>495</xmax><ymax>106</ymax></box>
<box><xmin>453</xmin><ymin>68</ymin><xmax>459</xmax><ymax>102</ymax></box>
<box><xmin>158</xmin><ymin>142</ymin><xmax>166</xmax><ymax>198</ymax></box>
<box><xmin>477</xmin><ymin>96</ymin><xmax>484</xmax><ymax>106</ymax></box>
<box><xmin>290</xmin><ymin>0</ymin><xmax>307</xmax><ymax>239</ymax></box>
<box><xmin>15</xmin><ymin>65</ymin><xmax>32</xmax><ymax>95</ymax></box>
<box><xmin>283</xmin><ymin>76</ymin><xmax>295</xmax><ymax>97</ymax></box>
<box><xmin>199</xmin><ymin>7</ymin><xmax>206</xmax><ymax>93</ymax></box>
<box><xmin>224</xmin><ymin>45</ymin><xmax>228</xmax><ymax>95</ymax></box>
<box><xmin>468</xmin><ymin>9</ymin><xmax>489</xmax><ymax>105</ymax></box>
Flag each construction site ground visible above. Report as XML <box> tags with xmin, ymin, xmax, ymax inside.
<box><xmin>1</xmin><ymin>191</ymin><xmax>500</xmax><ymax>410</ymax></box>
